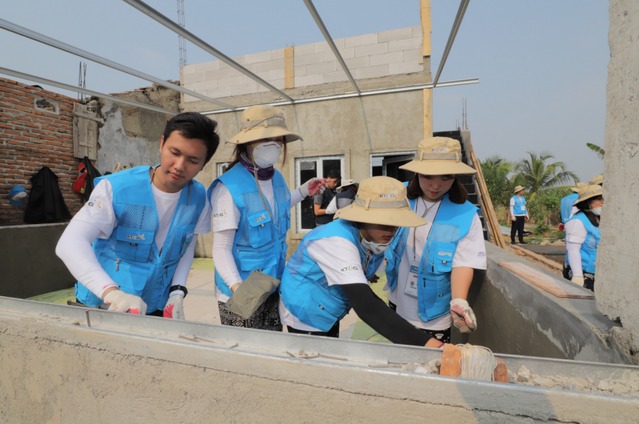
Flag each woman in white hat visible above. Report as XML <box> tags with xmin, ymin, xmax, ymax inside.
<box><xmin>279</xmin><ymin>176</ymin><xmax>445</xmax><ymax>348</ymax></box>
<box><xmin>385</xmin><ymin>137</ymin><xmax>487</xmax><ymax>344</ymax></box>
<box><xmin>510</xmin><ymin>185</ymin><xmax>529</xmax><ymax>244</ymax></box>
<box><xmin>208</xmin><ymin>105</ymin><xmax>323</xmax><ymax>330</ymax></box>
<box><xmin>564</xmin><ymin>184</ymin><xmax>603</xmax><ymax>291</ymax></box>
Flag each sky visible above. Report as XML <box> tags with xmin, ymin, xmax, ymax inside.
<box><xmin>1</xmin><ymin>0</ymin><xmax>609</xmax><ymax>182</ymax></box>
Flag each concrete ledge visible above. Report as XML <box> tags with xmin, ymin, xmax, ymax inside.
<box><xmin>1</xmin><ymin>297</ymin><xmax>638</xmax><ymax>423</ymax></box>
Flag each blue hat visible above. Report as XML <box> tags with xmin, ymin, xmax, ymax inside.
<box><xmin>8</xmin><ymin>185</ymin><xmax>27</xmax><ymax>207</ymax></box>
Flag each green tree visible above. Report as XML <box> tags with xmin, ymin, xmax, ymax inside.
<box><xmin>587</xmin><ymin>142</ymin><xmax>605</xmax><ymax>159</ymax></box>
<box><xmin>514</xmin><ymin>152</ymin><xmax>578</xmax><ymax>196</ymax></box>
<box><xmin>480</xmin><ymin>156</ymin><xmax>513</xmax><ymax>207</ymax></box>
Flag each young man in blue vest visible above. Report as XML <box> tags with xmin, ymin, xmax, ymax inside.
<box><xmin>56</xmin><ymin>112</ymin><xmax>219</xmax><ymax>317</ymax></box>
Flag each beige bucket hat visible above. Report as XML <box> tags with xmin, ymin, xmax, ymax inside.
<box><xmin>513</xmin><ymin>185</ymin><xmax>525</xmax><ymax>194</ymax></box>
<box><xmin>335</xmin><ymin>176</ymin><xmax>426</xmax><ymax>227</ymax></box>
<box><xmin>400</xmin><ymin>137</ymin><xmax>477</xmax><ymax>176</ymax></box>
<box><xmin>336</xmin><ymin>179</ymin><xmax>358</xmax><ymax>193</ymax></box>
<box><xmin>589</xmin><ymin>174</ymin><xmax>604</xmax><ymax>186</ymax></box>
<box><xmin>229</xmin><ymin>105</ymin><xmax>302</xmax><ymax>145</ymax></box>
<box><xmin>571</xmin><ymin>182</ymin><xmax>588</xmax><ymax>192</ymax></box>
<box><xmin>576</xmin><ymin>184</ymin><xmax>603</xmax><ymax>205</ymax></box>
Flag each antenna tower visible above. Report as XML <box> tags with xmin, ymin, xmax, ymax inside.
<box><xmin>177</xmin><ymin>0</ymin><xmax>187</xmax><ymax>68</ymax></box>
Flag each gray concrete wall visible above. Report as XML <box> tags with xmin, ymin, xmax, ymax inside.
<box><xmin>182</xmin><ymin>26</ymin><xmax>423</xmax><ymax>101</ymax></box>
<box><xmin>1</xmin><ymin>297</ymin><xmax>638</xmax><ymax>423</ymax></box>
<box><xmin>95</xmin><ymin>84</ymin><xmax>180</xmax><ymax>175</ymax></box>
<box><xmin>0</xmin><ymin>223</ymin><xmax>73</xmax><ymax>298</ymax></box>
<box><xmin>470</xmin><ymin>244</ymin><xmax>630</xmax><ymax>364</ymax></box>
<box><xmin>597</xmin><ymin>1</ymin><xmax>639</xmax><ymax>359</ymax></box>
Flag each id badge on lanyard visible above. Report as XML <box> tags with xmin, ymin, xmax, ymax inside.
<box><xmin>404</xmin><ymin>263</ymin><xmax>419</xmax><ymax>299</ymax></box>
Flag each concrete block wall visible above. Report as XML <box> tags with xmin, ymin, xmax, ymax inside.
<box><xmin>181</xmin><ymin>26</ymin><xmax>423</xmax><ymax>102</ymax></box>
<box><xmin>0</xmin><ymin>78</ymin><xmax>83</xmax><ymax>225</ymax></box>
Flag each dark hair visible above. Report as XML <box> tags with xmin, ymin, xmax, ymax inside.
<box><xmin>162</xmin><ymin>112</ymin><xmax>220</xmax><ymax>165</ymax></box>
<box><xmin>406</xmin><ymin>174</ymin><xmax>467</xmax><ymax>204</ymax></box>
<box><xmin>226</xmin><ymin>140</ymin><xmax>288</xmax><ymax>171</ymax></box>
<box><xmin>325</xmin><ymin>169</ymin><xmax>341</xmax><ymax>180</ymax></box>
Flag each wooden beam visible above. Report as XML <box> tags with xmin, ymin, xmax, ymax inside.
<box><xmin>420</xmin><ymin>0</ymin><xmax>433</xmax><ymax>139</ymax></box>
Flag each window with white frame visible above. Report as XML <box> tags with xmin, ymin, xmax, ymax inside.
<box><xmin>216</xmin><ymin>161</ymin><xmax>230</xmax><ymax>178</ymax></box>
<box><xmin>295</xmin><ymin>156</ymin><xmax>344</xmax><ymax>232</ymax></box>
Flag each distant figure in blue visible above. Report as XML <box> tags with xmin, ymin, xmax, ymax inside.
<box><xmin>510</xmin><ymin>185</ymin><xmax>529</xmax><ymax>244</ymax></box>
<box><xmin>560</xmin><ymin>182</ymin><xmax>586</xmax><ymax>224</ymax></box>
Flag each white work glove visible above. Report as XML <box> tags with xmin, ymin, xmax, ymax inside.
<box><xmin>450</xmin><ymin>298</ymin><xmax>477</xmax><ymax>333</ymax></box>
<box><xmin>297</xmin><ymin>178</ymin><xmax>325</xmax><ymax>197</ymax></box>
<box><xmin>163</xmin><ymin>293</ymin><xmax>185</xmax><ymax>320</ymax></box>
<box><xmin>103</xmin><ymin>289</ymin><xmax>147</xmax><ymax>315</ymax></box>
<box><xmin>571</xmin><ymin>275</ymin><xmax>585</xmax><ymax>287</ymax></box>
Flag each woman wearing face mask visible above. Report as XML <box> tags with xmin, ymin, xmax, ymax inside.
<box><xmin>385</xmin><ymin>137</ymin><xmax>487</xmax><ymax>344</ymax></box>
<box><xmin>208</xmin><ymin>105</ymin><xmax>323</xmax><ymax>331</ymax></box>
<box><xmin>279</xmin><ymin>176</ymin><xmax>446</xmax><ymax>348</ymax></box>
<box><xmin>564</xmin><ymin>184</ymin><xmax>603</xmax><ymax>291</ymax></box>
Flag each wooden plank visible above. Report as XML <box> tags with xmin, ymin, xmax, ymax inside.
<box><xmin>499</xmin><ymin>261</ymin><xmax>594</xmax><ymax>299</ymax></box>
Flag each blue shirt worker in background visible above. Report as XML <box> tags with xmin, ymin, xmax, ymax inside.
<box><xmin>510</xmin><ymin>185</ymin><xmax>529</xmax><ymax>244</ymax></box>
<box><xmin>279</xmin><ymin>176</ymin><xmax>446</xmax><ymax>348</ymax></box>
<box><xmin>560</xmin><ymin>182</ymin><xmax>587</xmax><ymax>225</ymax></box>
<box><xmin>56</xmin><ymin>112</ymin><xmax>219</xmax><ymax>317</ymax></box>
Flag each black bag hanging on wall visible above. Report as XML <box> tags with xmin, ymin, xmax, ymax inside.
<box><xmin>24</xmin><ymin>166</ymin><xmax>71</xmax><ymax>224</ymax></box>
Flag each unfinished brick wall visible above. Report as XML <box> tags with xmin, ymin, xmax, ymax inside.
<box><xmin>0</xmin><ymin>78</ymin><xmax>83</xmax><ymax>225</ymax></box>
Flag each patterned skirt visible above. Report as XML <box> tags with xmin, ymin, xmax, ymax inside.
<box><xmin>218</xmin><ymin>292</ymin><xmax>282</xmax><ymax>331</ymax></box>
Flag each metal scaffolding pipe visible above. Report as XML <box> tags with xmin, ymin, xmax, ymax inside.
<box><xmin>303</xmin><ymin>0</ymin><xmax>361</xmax><ymax>94</ymax></box>
<box><xmin>122</xmin><ymin>0</ymin><xmax>295</xmax><ymax>103</ymax></box>
<box><xmin>0</xmin><ymin>18</ymin><xmax>235</xmax><ymax>110</ymax></box>
<box><xmin>433</xmin><ymin>0</ymin><xmax>471</xmax><ymax>87</ymax></box>
<box><xmin>0</xmin><ymin>67</ymin><xmax>175</xmax><ymax>116</ymax></box>
<box><xmin>203</xmin><ymin>77</ymin><xmax>479</xmax><ymax>115</ymax></box>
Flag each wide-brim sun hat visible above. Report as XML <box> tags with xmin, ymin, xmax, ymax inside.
<box><xmin>571</xmin><ymin>182</ymin><xmax>588</xmax><ymax>193</ymax></box>
<box><xmin>513</xmin><ymin>185</ymin><xmax>525</xmax><ymax>194</ymax></box>
<box><xmin>335</xmin><ymin>176</ymin><xmax>426</xmax><ymax>227</ymax></box>
<box><xmin>576</xmin><ymin>184</ymin><xmax>603</xmax><ymax>205</ymax></box>
<box><xmin>229</xmin><ymin>105</ymin><xmax>302</xmax><ymax>145</ymax></box>
<box><xmin>336</xmin><ymin>179</ymin><xmax>358</xmax><ymax>193</ymax></box>
<box><xmin>589</xmin><ymin>174</ymin><xmax>604</xmax><ymax>186</ymax></box>
<box><xmin>400</xmin><ymin>137</ymin><xmax>477</xmax><ymax>176</ymax></box>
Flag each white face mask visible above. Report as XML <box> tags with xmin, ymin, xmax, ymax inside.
<box><xmin>590</xmin><ymin>206</ymin><xmax>603</xmax><ymax>216</ymax></box>
<box><xmin>252</xmin><ymin>142</ymin><xmax>282</xmax><ymax>168</ymax></box>
<box><xmin>360</xmin><ymin>236</ymin><xmax>391</xmax><ymax>255</ymax></box>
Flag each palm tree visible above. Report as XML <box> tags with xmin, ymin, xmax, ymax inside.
<box><xmin>480</xmin><ymin>156</ymin><xmax>513</xmax><ymax>206</ymax></box>
<box><xmin>514</xmin><ymin>152</ymin><xmax>578</xmax><ymax>195</ymax></box>
<box><xmin>587</xmin><ymin>142</ymin><xmax>605</xmax><ymax>159</ymax></box>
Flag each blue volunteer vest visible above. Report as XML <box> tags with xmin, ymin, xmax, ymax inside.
<box><xmin>75</xmin><ymin>166</ymin><xmax>206</xmax><ymax>312</ymax></box>
<box><xmin>560</xmin><ymin>192</ymin><xmax>578</xmax><ymax>224</ymax></box>
<box><xmin>385</xmin><ymin>194</ymin><xmax>477</xmax><ymax>322</ymax></box>
<box><xmin>279</xmin><ymin>219</ymin><xmax>384</xmax><ymax>332</ymax></box>
<box><xmin>568</xmin><ymin>212</ymin><xmax>600</xmax><ymax>274</ymax></box>
<box><xmin>512</xmin><ymin>195</ymin><xmax>527</xmax><ymax>216</ymax></box>
<box><xmin>208</xmin><ymin>163</ymin><xmax>291</xmax><ymax>297</ymax></box>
